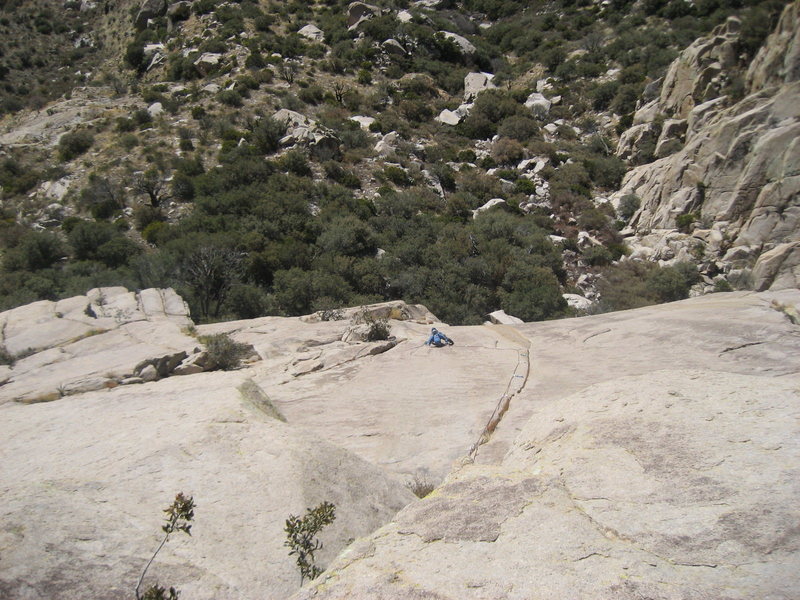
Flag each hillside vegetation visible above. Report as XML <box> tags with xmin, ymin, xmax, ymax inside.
<box><xmin>0</xmin><ymin>0</ymin><xmax>790</xmax><ymax>324</ymax></box>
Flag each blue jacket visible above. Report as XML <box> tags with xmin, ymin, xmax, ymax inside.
<box><xmin>425</xmin><ymin>331</ymin><xmax>452</xmax><ymax>346</ymax></box>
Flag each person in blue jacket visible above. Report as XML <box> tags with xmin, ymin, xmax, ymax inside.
<box><xmin>425</xmin><ymin>327</ymin><xmax>454</xmax><ymax>347</ymax></box>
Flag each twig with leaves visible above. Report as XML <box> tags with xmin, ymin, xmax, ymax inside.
<box><xmin>284</xmin><ymin>501</ymin><xmax>336</xmax><ymax>585</ymax></box>
<box><xmin>135</xmin><ymin>493</ymin><xmax>196</xmax><ymax>600</ymax></box>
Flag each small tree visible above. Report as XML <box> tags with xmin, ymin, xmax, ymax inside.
<box><xmin>133</xmin><ymin>169</ymin><xmax>170</xmax><ymax>208</ymax></box>
<box><xmin>135</xmin><ymin>493</ymin><xmax>196</xmax><ymax>600</ymax></box>
<box><xmin>180</xmin><ymin>245</ymin><xmax>245</xmax><ymax>319</ymax></box>
<box><xmin>284</xmin><ymin>501</ymin><xmax>336</xmax><ymax>585</ymax></box>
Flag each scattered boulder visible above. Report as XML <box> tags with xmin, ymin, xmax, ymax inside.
<box><xmin>472</xmin><ymin>198</ymin><xmax>506</xmax><ymax>218</ymax></box>
<box><xmin>134</xmin><ymin>0</ymin><xmax>166</xmax><ymax>29</ymax></box>
<box><xmin>487</xmin><ymin>310</ymin><xmax>524</xmax><ymax>325</ymax></box>
<box><xmin>347</xmin><ymin>2</ymin><xmax>381</xmax><ymax>29</ymax></box>
<box><xmin>436</xmin><ymin>108</ymin><xmax>462</xmax><ymax>126</ymax></box>
<box><xmin>752</xmin><ymin>241</ymin><xmax>800</xmax><ymax>291</ymax></box>
<box><xmin>167</xmin><ymin>1</ymin><xmax>191</xmax><ymax>21</ymax></box>
<box><xmin>381</xmin><ymin>38</ymin><xmax>407</xmax><ymax>56</ymax></box>
<box><xmin>524</xmin><ymin>92</ymin><xmax>551</xmax><ymax>118</ymax></box>
<box><xmin>194</xmin><ymin>52</ymin><xmax>223</xmax><ymax>76</ymax></box>
<box><xmin>298</xmin><ymin>24</ymin><xmax>325</xmax><ymax>42</ymax></box>
<box><xmin>440</xmin><ymin>31</ymin><xmax>475</xmax><ymax>55</ymax></box>
<box><xmin>147</xmin><ymin>102</ymin><xmax>163</xmax><ymax>117</ymax></box>
<box><xmin>463</xmin><ymin>72</ymin><xmax>495</xmax><ymax>102</ymax></box>
<box><xmin>562</xmin><ymin>293</ymin><xmax>592</xmax><ymax>311</ymax></box>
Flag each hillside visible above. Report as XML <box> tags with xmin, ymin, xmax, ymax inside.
<box><xmin>1</xmin><ymin>288</ymin><xmax>798</xmax><ymax>598</ymax></box>
<box><xmin>0</xmin><ymin>0</ymin><xmax>796</xmax><ymax>327</ymax></box>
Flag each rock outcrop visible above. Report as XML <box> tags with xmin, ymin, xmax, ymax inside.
<box><xmin>0</xmin><ymin>287</ymin><xmax>195</xmax><ymax>403</ymax></box>
<box><xmin>2</xmin><ymin>288</ymin><xmax>799</xmax><ymax>599</ymax></box>
<box><xmin>292</xmin><ymin>290</ymin><xmax>800</xmax><ymax>600</ymax></box>
<box><xmin>613</xmin><ymin>1</ymin><xmax>800</xmax><ymax>292</ymax></box>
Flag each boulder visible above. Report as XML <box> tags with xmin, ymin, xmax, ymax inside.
<box><xmin>440</xmin><ymin>31</ymin><xmax>475</xmax><ymax>55</ymax></box>
<box><xmin>524</xmin><ymin>92</ymin><xmax>551</xmax><ymax>118</ymax></box>
<box><xmin>752</xmin><ymin>241</ymin><xmax>800</xmax><ymax>291</ymax></box>
<box><xmin>472</xmin><ymin>198</ymin><xmax>506</xmax><ymax>218</ymax></box>
<box><xmin>347</xmin><ymin>1</ymin><xmax>381</xmax><ymax>29</ymax></box>
<box><xmin>487</xmin><ymin>310</ymin><xmax>524</xmax><ymax>325</ymax></box>
<box><xmin>298</xmin><ymin>24</ymin><xmax>325</xmax><ymax>42</ymax></box>
<box><xmin>436</xmin><ymin>108</ymin><xmax>462</xmax><ymax>126</ymax></box>
<box><xmin>194</xmin><ymin>52</ymin><xmax>223</xmax><ymax>76</ymax></box>
<box><xmin>562</xmin><ymin>293</ymin><xmax>592</xmax><ymax>311</ymax></box>
<box><xmin>746</xmin><ymin>0</ymin><xmax>800</xmax><ymax>92</ymax></box>
<box><xmin>134</xmin><ymin>0</ymin><xmax>166</xmax><ymax>29</ymax></box>
<box><xmin>463</xmin><ymin>72</ymin><xmax>495</xmax><ymax>102</ymax></box>
<box><xmin>167</xmin><ymin>1</ymin><xmax>190</xmax><ymax>21</ymax></box>
<box><xmin>147</xmin><ymin>102</ymin><xmax>163</xmax><ymax>117</ymax></box>
<box><xmin>381</xmin><ymin>38</ymin><xmax>406</xmax><ymax>56</ymax></box>
<box><xmin>349</xmin><ymin>115</ymin><xmax>375</xmax><ymax>130</ymax></box>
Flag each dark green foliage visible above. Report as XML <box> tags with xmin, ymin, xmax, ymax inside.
<box><xmin>58</xmin><ymin>130</ymin><xmax>94</xmax><ymax>161</ymax></box>
<box><xmin>250</xmin><ymin>117</ymin><xmax>288</xmax><ymax>155</ymax></box>
<box><xmin>676</xmin><ymin>212</ymin><xmax>698</xmax><ymax>232</ymax></box>
<box><xmin>285</xmin><ymin>501</ymin><xmax>337</xmax><ymax>585</ymax></box>
<box><xmin>324</xmin><ymin>162</ymin><xmax>361</xmax><ymax>188</ymax></box>
<box><xmin>2</xmin><ymin>231</ymin><xmax>66</xmax><ymax>271</ymax></box>
<box><xmin>200</xmin><ymin>332</ymin><xmax>252</xmax><ymax>370</ymax></box>
<box><xmin>598</xmin><ymin>260</ymin><xmax>699</xmax><ymax>311</ymax></box>
<box><xmin>618</xmin><ymin>194</ymin><xmax>641</xmax><ymax>221</ymax></box>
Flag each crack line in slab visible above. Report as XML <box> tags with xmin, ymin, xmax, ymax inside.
<box><xmin>583</xmin><ymin>328</ymin><xmax>611</xmax><ymax>343</ymax></box>
<box><xmin>467</xmin><ymin>326</ymin><xmax>532</xmax><ymax>461</ymax></box>
<box><xmin>719</xmin><ymin>341</ymin><xmax>766</xmax><ymax>355</ymax></box>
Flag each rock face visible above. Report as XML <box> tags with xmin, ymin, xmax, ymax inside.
<box><xmin>0</xmin><ymin>287</ymin><xmax>194</xmax><ymax>403</ymax></box>
<box><xmin>0</xmin><ymin>372</ymin><xmax>415</xmax><ymax>599</ymax></box>
<box><xmin>613</xmin><ymin>2</ymin><xmax>800</xmax><ymax>292</ymax></box>
<box><xmin>274</xmin><ymin>109</ymin><xmax>341</xmax><ymax>160</ymax></box>
<box><xmin>292</xmin><ymin>290</ymin><xmax>800</xmax><ymax>600</ymax></box>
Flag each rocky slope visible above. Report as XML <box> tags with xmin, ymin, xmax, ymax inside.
<box><xmin>614</xmin><ymin>1</ymin><xmax>800</xmax><ymax>293</ymax></box>
<box><xmin>2</xmin><ymin>288</ymin><xmax>799</xmax><ymax>599</ymax></box>
<box><xmin>294</xmin><ymin>289</ymin><xmax>800</xmax><ymax>599</ymax></box>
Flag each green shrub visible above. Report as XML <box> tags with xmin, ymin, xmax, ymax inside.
<box><xmin>676</xmin><ymin>212</ymin><xmax>697</xmax><ymax>233</ymax></box>
<box><xmin>200</xmin><ymin>332</ymin><xmax>252</xmax><ymax>370</ymax></box>
<box><xmin>618</xmin><ymin>193</ymin><xmax>640</xmax><ymax>221</ymax></box>
<box><xmin>58</xmin><ymin>130</ymin><xmax>94</xmax><ymax>161</ymax></box>
<box><xmin>284</xmin><ymin>501</ymin><xmax>337</xmax><ymax>585</ymax></box>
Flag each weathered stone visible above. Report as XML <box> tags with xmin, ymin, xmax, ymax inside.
<box><xmin>472</xmin><ymin>198</ymin><xmax>506</xmax><ymax>218</ymax></box>
<box><xmin>524</xmin><ymin>92</ymin><xmax>551</xmax><ymax>118</ymax></box>
<box><xmin>653</xmin><ymin>118</ymin><xmax>687</xmax><ymax>158</ymax></box>
<box><xmin>440</xmin><ymin>31</ymin><xmax>475</xmax><ymax>55</ymax></box>
<box><xmin>463</xmin><ymin>72</ymin><xmax>495</xmax><ymax>102</ymax></box>
<box><xmin>487</xmin><ymin>310</ymin><xmax>523</xmax><ymax>325</ymax></box>
<box><xmin>147</xmin><ymin>101</ymin><xmax>163</xmax><ymax>117</ymax></box>
<box><xmin>194</xmin><ymin>52</ymin><xmax>223</xmax><ymax>76</ymax></box>
<box><xmin>436</xmin><ymin>108</ymin><xmax>462</xmax><ymax>125</ymax></box>
<box><xmin>752</xmin><ymin>241</ymin><xmax>800</xmax><ymax>291</ymax></box>
<box><xmin>381</xmin><ymin>38</ymin><xmax>406</xmax><ymax>56</ymax></box>
<box><xmin>134</xmin><ymin>0</ymin><xmax>166</xmax><ymax>29</ymax></box>
<box><xmin>562</xmin><ymin>293</ymin><xmax>592</xmax><ymax>311</ymax></box>
<box><xmin>293</xmin><ymin>290</ymin><xmax>800</xmax><ymax>600</ymax></box>
<box><xmin>167</xmin><ymin>1</ymin><xmax>190</xmax><ymax>21</ymax></box>
<box><xmin>298</xmin><ymin>24</ymin><xmax>324</xmax><ymax>42</ymax></box>
<box><xmin>139</xmin><ymin>363</ymin><xmax>158</xmax><ymax>382</ymax></box>
<box><xmin>0</xmin><ymin>372</ymin><xmax>415</xmax><ymax>599</ymax></box>
<box><xmin>347</xmin><ymin>1</ymin><xmax>381</xmax><ymax>29</ymax></box>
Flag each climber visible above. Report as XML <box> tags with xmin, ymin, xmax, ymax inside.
<box><xmin>425</xmin><ymin>327</ymin><xmax>454</xmax><ymax>347</ymax></box>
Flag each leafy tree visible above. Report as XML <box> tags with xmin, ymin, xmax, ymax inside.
<box><xmin>180</xmin><ymin>244</ymin><xmax>245</xmax><ymax>319</ymax></box>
